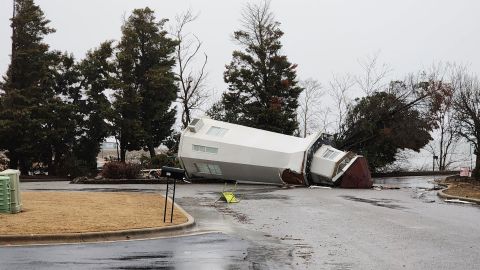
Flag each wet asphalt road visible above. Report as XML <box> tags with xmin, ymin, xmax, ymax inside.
<box><xmin>0</xmin><ymin>233</ymin><xmax>250</xmax><ymax>270</ymax></box>
<box><xmin>1</xmin><ymin>176</ymin><xmax>480</xmax><ymax>269</ymax></box>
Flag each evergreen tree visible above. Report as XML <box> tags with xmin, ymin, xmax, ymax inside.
<box><xmin>40</xmin><ymin>52</ymin><xmax>82</xmax><ymax>176</ymax></box>
<box><xmin>0</xmin><ymin>0</ymin><xmax>56</xmax><ymax>173</ymax></box>
<box><xmin>74</xmin><ymin>41</ymin><xmax>115</xmax><ymax>172</ymax></box>
<box><xmin>114</xmin><ymin>8</ymin><xmax>178</xmax><ymax>161</ymax></box>
<box><xmin>336</xmin><ymin>91</ymin><xmax>433</xmax><ymax>172</ymax></box>
<box><xmin>219</xmin><ymin>1</ymin><xmax>302</xmax><ymax>135</ymax></box>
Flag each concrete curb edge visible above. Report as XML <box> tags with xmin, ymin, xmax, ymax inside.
<box><xmin>437</xmin><ymin>187</ymin><xmax>480</xmax><ymax>204</ymax></box>
<box><xmin>0</xmin><ymin>200</ymin><xmax>195</xmax><ymax>245</ymax></box>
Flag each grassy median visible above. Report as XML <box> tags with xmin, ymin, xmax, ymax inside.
<box><xmin>0</xmin><ymin>192</ymin><xmax>188</xmax><ymax>235</ymax></box>
<box><xmin>441</xmin><ymin>177</ymin><xmax>480</xmax><ymax>200</ymax></box>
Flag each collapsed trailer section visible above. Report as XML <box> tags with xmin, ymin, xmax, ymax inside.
<box><xmin>177</xmin><ymin>118</ymin><xmax>372</xmax><ymax>188</ymax></box>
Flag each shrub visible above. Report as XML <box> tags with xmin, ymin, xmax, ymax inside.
<box><xmin>101</xmin><ymin>162</ymin><xmax>141</xmax><ymax>179</ymax></box>
<box><xmin>59</xmin><ymin>156</ymin><xmax>95</xmax><ymax>178</ymax></box>
<box><xmin>140</xmin><ymin>154</ymin><xmax>178</xmax><ymax>169</ymax></box>
<box><xmin>0</xmin><ymin>152</ymin><xmax>9</xmax><ymax>171</ymax></box>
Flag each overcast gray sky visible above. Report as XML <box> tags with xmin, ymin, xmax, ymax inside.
<box><xmin>1</xmin><ymin>0</ymin><xmax>479</xmax><ymax>98</ymax></box>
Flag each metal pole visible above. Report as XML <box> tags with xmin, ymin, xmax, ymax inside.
<box><xmin>470</xmin><ymin>143</ymin><xmax>473</xmax><ymax>171</ymax></box>
<box><xmin>170</xmin><ymin>178</ymin><xmax>176</xmax><ymax>223</ymax></box>
<box><xmin>163</xmin><ymin>177</ymin><xmax>169</xmax><ymax>223</ymax></box>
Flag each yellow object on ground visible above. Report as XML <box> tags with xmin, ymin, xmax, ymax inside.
<box><xmin>221</xmin><ymin>192</ymin><xmax>239</xmax><ymax>203</ymax></box>
<box><xmin>0</xmin><ymin>192</ymin><xmax>189</xmax><ymax>235</ymax></box>
<box><xmin>217</xmin><ymin>182</ymin><xmax>240</xmax><ymax>203</ymax></box>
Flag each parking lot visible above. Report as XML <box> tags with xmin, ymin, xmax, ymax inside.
<box><xmin>1</xmin><ymin>177</ymin><xmax>480</xmax><ymax>269</ymax></box>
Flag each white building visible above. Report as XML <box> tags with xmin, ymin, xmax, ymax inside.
<box><xmin>178</xmin><ymin>118</ymin><xmax>372</xmax><ymax>188</ymax></box>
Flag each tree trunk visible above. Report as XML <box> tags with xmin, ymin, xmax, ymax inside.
<box><xmin>19</xmin><ymin>159</ymin><xmax>29</xmax><ymax>175</ymax></box>
<box><xmin>47</xmin><ymin>160</ymin><xmax>55</xmax><ymax>176</ymax></box>
<box><xmin>115</xmin><ymin>138</ymin><xmax>120</xmax><ymax>161</ymax></box>
<box><xmin>474</xmin><ymin>151</ymin><xmax>480</xmax><ymax>180</ymax></box>
<box><xmin>148</xmin><ymin>144</ymin><xmax>156</xmax><ymax>158</ymax></box>
<box><xmin>182</xmin><ymin>103</ymin><xmax>190</xmax><ymax>129</ymax></box>
<box><xmin>120</xmin><ymin>147</ymin><xmax>126</xmax><ymax>163</ymax></box>
<box><xmin>8</xmin><ymin>153</ymin><xmax>18</xmax><ymax>170</ymax></box>
<box><xmin>47</xmin><ymin>150</ymin><xmax>55</xmax><ymax>176</ymax></box>
<box><xmin>439</xmin><ymin>126</ymin><xmax>444</xmax><ymax>171</ymax></box>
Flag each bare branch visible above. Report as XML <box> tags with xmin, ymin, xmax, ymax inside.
<box><xmin>355</xmin><ymin>52</ymin><xmax>391</xmax><ymax>96</ymax></box>
<box><xmin>172</xmin><ymin>10</ymin><xmax>210</xmax><ymax>128</ymax></box>
<box><xmin>297</xmin><ymin>78</ymin><xmax>324</xmax><ymax>137</ymax></box>
<box><xmin>328</xmin><ymin>73</ymin><xmax>354</xmax><ymax>134</ymax></box>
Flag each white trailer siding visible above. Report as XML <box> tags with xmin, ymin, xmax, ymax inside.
<box><xmin>178</xmin><ymin>117</ymin><xmax>372</xmax><ymax>187</ymax></box>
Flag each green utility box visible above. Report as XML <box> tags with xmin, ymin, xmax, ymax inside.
<box><xmin>0</xmin><ymin>176</ymin><xmax>11</xmax><ymax>213</ymax></box>
<box><xmin>0</xmin><ymin>169</ymin><xmax>22</xmax><ymax>213</ymax></box>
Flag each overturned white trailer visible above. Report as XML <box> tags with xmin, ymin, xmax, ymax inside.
<box><xmin>177</xmin><ymin>118</ymin><xmax>372</xmax><ymax>188</ymax></box>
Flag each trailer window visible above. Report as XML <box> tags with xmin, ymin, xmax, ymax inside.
<box><xmin>207</xmin><ymin>126</ymin><xmax>228</xmax><ymax>137</ymax></box>
<box><xmin>194</xmin><ymin>163</ymin><xmax>222</xmax><ymax>175</ymax></box>
<box><xmin>195</xmin><ymin>163</ymin><xmax>210</xmax><ymax>174</ymax></box>
<box><xmin>323</xmin><ymin>149</ymin><xmax>340</xmax><ymax>160</ymax></box>
<box><xmin>207</xmin><ymin>164</ymin><xmax>222</xmax><ymax>175</ymax></box>
<box><xmin>192</xmin><ymin>144</ymin><xmax>218</xmax><ymax>154</ymax></box>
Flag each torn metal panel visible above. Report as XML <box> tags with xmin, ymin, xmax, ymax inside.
<box><xmin>177</xmin><ymin>117</ymin><xmax>372</xmax><ymax>188</ymax></box>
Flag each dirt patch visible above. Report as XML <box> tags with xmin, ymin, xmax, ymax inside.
<box><xmin>0</xmin><ymin>192</ymin><xmax>188</xmax><ymax>235</ymax></box>
<box><xmin>214</xmin><ymin>203</ymin><xmax>252</xmax><ymax>224</ymax></box>
<box><xmin>440</xmin><ymin>178</ymin><xmax>480</xmax><ymax>200</ymax></box>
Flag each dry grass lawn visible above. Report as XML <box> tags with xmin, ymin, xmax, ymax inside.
<box><xmin>0</xmin><ymin>192</ymin><xmax>188</xmax><ymax>235</ymax></box>
<box><xmin>442</xmin><ymin>178</ymin><xmax>480</xmax><ymax>200</ymax></box>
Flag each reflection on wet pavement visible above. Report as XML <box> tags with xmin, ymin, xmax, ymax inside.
<box><xmin>373</xmin><ymin>175</ymin><xmax>444</xmax><ymax>189</ymax></box>
<box><xmin>341</xmin><ymin>195</ymin><xmax>407</xmax><ymax>210</ymax></box>
<box><xmin>1</xmin><ymin>233</ymin><xmax>252</xmax><ymax>270</ymax></box>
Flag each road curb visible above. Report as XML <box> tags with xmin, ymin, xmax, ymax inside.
<box><xmin>0</xmin><ymin>199</ymin><xmax>195</xmax><ymax>245</ymax></box>
<box><xmin>437</xmin><ymin>187</ymin><xmax>480</xmax><ymax>204</ymax></box>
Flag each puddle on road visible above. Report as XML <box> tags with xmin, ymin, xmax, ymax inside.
<box><xmin>373</xmin><ymin>176</ymin><xmax>442</xmax><ymax>189</ymax></box>
<box><xmin>341</xmin><ymin>196</ymin><xmax>407</xmax><ymax>210</ymax></box>
<box><xmin>373</xmin><ymin>176</ymin><xmax>450</xmax><ymax>205</ymax></box>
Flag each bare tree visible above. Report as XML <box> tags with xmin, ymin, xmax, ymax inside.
<box><xmin>421</xmin><ymin>63</ymin><xmax>459</xmax><ymax>171</ymax></box>
<box><xmin>355</xmin><ymin>52</ymin><xmax>391</xmax><ymax>96</ymax></box>
<box><xmin>328</xmin><ymin>73</ymin><xmax>355</xmax><ymax>134</ymax></box>
<box><xmin>452</xmin><ymin>69</ymin><xmax>480</xmax><ymax>178</ymax></box>
<box><xmin>298</xmin><ymin>78</ymin><xmax>324</xmax><ymax>137</ymax></box>
<box><xmin>173</xmin><ymin>10</ymin><xmax>209</xmax><ymax>128</ymax></box>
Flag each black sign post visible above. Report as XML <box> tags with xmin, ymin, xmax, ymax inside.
<box><xmin>161</xmin><ymin>166</ymin><xmax>185</xmax><ymax>223</ymax></box>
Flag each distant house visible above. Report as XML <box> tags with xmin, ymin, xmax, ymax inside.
<box><xmin>177</xmin><ymin>118</ymin><xmax>372</xmax><ymax>188</ymax></box>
